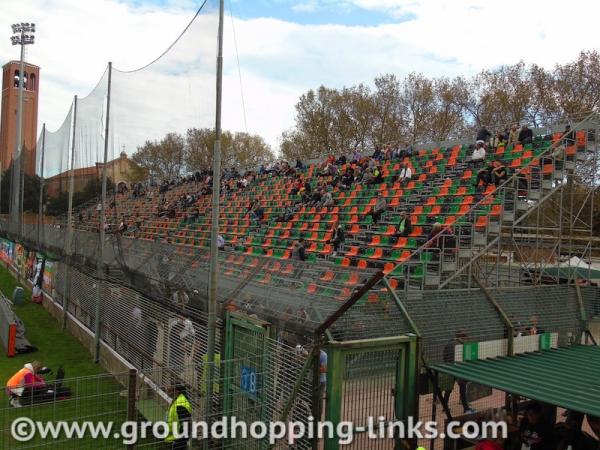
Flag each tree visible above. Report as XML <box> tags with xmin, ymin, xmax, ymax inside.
<box><xmin>132</xmin><ymin>132</ymin><xmax>185</xmax><ymax>181</ymax></box>
<box><xmin>0</xmin><ymin>168</ymin><xmax>41</xmax><ymax>214</ymax></box>
<box><xmin>184</xmin><ymin>128</ymin><xmax>274</xmax><ymax>172</ymax></box>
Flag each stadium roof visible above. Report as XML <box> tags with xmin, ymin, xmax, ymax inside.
<box><xmin>430</xmin><ymin>345</ymin><xmax>600</xmax><ymax>417</ymax></box>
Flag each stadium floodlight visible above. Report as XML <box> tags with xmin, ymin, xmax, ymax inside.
<box><xmin>9</xmin><ymin>21</ymin><xmax>36</xmax><ymax>238</ymax></box>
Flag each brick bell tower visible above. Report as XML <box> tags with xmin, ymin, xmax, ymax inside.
<box><xmin>0</xmin><ymin>61</ymin><xmax>40</xmax><ymax>176</ymax></box>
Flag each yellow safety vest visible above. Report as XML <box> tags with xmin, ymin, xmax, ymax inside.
<box><xmin>165</xmin><ymin>394</ymin><xmax>192</xmax><ymax>443</ymax></box>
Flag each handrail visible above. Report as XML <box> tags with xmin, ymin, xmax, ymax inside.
<box><xmin>384</xmin><ymin>111</ymin><xmax>598</xmax><ymax>283</ymax></box>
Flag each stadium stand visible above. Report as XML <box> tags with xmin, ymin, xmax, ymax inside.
<box><xmin>67</xmin><ymin>126</ymin><xmax>589</xmax><ymax>293</ymax></box>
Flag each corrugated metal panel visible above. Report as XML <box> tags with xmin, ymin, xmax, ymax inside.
<box><xmin>430</xmin><ymin>345</ymin><xmax>600</xmax><ymax>416</ymax></box>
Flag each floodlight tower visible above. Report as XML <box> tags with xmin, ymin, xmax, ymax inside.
<box><xmin>10</xmin><ymin>22</ymin><xmax>35</xmax><ymax>238</ymax></box>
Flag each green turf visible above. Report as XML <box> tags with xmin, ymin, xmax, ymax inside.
<box><xmin>0</xmin><ymin>265</ymin><xmax>137</xmax><ymax>449</ymax></box>
<box><xmin>0</xmin><ymin>266</ymin><xmax>106</xmax><ymax>384</ymax></box>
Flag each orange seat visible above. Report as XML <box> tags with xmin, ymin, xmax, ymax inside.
<box><xmin>320</xmin><ymin>271</ymin><xmax>335</xmax><ymax>282</ymax></box>
<box><xmin>394</xmin><ymin>238</ymin><xmax>407</xmax><ymax>248</ymax></box>
<box><xmin>475</xmin><ymin>216</ymin><xmax>488</xmax><ymax>229</ymax></box>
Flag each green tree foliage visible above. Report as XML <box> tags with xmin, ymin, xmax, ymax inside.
<box><xmin>0</xmin><ymin>168</ymin><xmax>41</xmax><ymax>214</ymax></box>
<box><xmin>45</xmin><ymin>177</ymin><xmax>114</xmax><ymax>216</ymax></box>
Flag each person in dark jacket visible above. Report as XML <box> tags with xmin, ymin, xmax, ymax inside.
<box><xmin>518</xmin><ymin>402</ymin><xmax>554</xmax><ymax>450</ymax></box>
<box><xmin>442</xmin><ymin>331</ymin><xmax>474</xmax><ymax>414</ymax></box>
<box><xmin>294</xmin><ymin>239</ymin><xmax>306</xmax><ymax>261</ymax></box>
<box><xmin>518</xmin><ymin>124</ymin><xmax>533</xmax><ymax>144</ymax></box>
<box><xmin>476</xmin><ymin>126</ymin><xmax>492</xmax><ymax>143</ymax></box>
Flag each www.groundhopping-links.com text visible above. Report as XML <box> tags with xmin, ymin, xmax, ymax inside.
<box><xmin>11</xmin><ymin>416</ymin><xmax>507</xmax><ymax>445</ymax></box>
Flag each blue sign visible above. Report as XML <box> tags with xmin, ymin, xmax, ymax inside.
<box><xmin>240</xmin><ymin>365</ymin><xmax>258</xmax><ymax>395</ymax></box>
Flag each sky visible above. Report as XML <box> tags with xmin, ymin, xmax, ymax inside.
<box><xmin>2</xmin><ymin>0</ymin><xmax>600</xmax><ymax>158</ymax></box>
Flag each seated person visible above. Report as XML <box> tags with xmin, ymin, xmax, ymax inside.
<box><xmin>397</xmin><ymin>162</ymin><xmax>412</xmax><ymax>185</ymax></box>
<box><xmin>518</xmin><ymin>402</ymin><xmax>554</xmax><ymax>450</ymax></box>
<box><xmin>361</xmin><ymin>167</ymin><xmax>374</xmax><ymax>185</ymax></box>
<box><xmin>251</xmin><ymin>205</ymin><xmax>265</xmax><ymax>222</ymax></box>
<box><xmin>470</xmin><ymin>140</ymin><xmax>486</xmax><ymax>164</ymax></box>
<box><xmin>6</xmin><ymin>362</ymin><xmax>70</xmax><ymax>407</ymax></box>
<box><xmin>395</xmin><ymin>211</ymin><xmax>413</xmax><ymax>238</ymax></box>
<box><xmin>474</xmin><ymin>163</ymin><xmax>495</xmax><ymax>189</ymax></box>
<box><xmin>338</xmin><ymin>170</ymin><xmax>354</xmax><ymax>190</ymax></box>
<box><xmin>368</xmin><ymin>166</ymin><xmax>383</xmax><ymax>185</ymax></box>
<box><xmin>491</xmin><ymin>161</ymin><xmax>508</xmax><ymax>186</ymax></box>
<box><xmin>320</xmin><ymin>190</ymin><xmax>335</xmax><ymax>207</ymax></box>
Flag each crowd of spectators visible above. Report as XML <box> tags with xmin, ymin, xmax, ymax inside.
<box><xmin>87</xmin><ymin>122</ymin><xmax>576</xmax><ymax>260</ymax></box>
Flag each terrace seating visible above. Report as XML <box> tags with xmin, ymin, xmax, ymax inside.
<box><xmin>71</xmin><ymin>128</ymin><xmax>587</xmax><ymax>293</ymax></box>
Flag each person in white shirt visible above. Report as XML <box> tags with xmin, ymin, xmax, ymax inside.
<box><xmin>397</xmin><ymin>162</ymin><xmax>412</xmax><ymax>185</ymax></box>
<box><xmin>217</xmin><ymin>234</ymin><xmax>225</xmax><ymax>250</ymax></box>
<box><xmin>470</xmin><ymin>140</ymin><xmax>486</xmax><ymax>165</ymax></box>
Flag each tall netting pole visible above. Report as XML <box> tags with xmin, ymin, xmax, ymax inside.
<box><xmin>95</xmin><ymin>63</ymin><xmax>112</xmax><ymax>363</ymax></box>
<box><xmin>63</xmin><ymin>96</ymin><xmax>77</xmax><ymax>329</ymax></box>
<box><xmin>37</xmin><ymin>123</ymin><xmax>46</xmax><ymax>249</ymax></box>
<box><xmin>206</xmin><ymin>0</ymin><xmax>225</xmax><ymax>420</ymax></box>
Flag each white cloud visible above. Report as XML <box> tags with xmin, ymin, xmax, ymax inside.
<box><xmin>291</xmin><ymin>1</ymin><xmax>318</xmax><ymax>13</ymax></box>
<box><xmin>1</xmin><ymin>0</ymin><xmax>600</xmax><ymax>160</ymax></box>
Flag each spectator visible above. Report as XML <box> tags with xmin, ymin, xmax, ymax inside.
<box><xmin>295</xmin><ymin>158</ymin><xmax>305</xmax><ymax>170</ymax></box>
<box><xmin>370</xmin><ymin>165</ymin><xmax>383</xmax><ymax>185</ymax></box>
<box><xmin>442</xmin><ymin>331</ymin><xmax>474</xmax><ymax>414</ymax></box>
<box><xmin>217</xmin><ymin>234</ymin><xmax>225</xmax><ymax>250</ymax></box>
<box><xmin>118</xmin><ymin>217</ymin><xmax>128</xmax><ymax>233</ymax></box>
<box><xmin>474</xmin><ymin>162</ymin><xmax>495</xmax><ymax>189</ymax></box>
<box><xmin>491</xmin><ymin>160</ymin><xmax>508</xmax><ymax>186</ymax></box>
<box><xmin>470</xmin><ymin>141</ymin><xmax>486</xmax><ymax>165</ymax></box>
<box><xmin>397</xmin><ymin>162</ymin><xmax>412</xmax><ymax>186</ymax></box>
<box><xmin>518</xmin><ymin>124</ymin><xmax>533</xmax><ymax>145</ymax></box>
<box><xmin>330</xmin><ymin>223</ymin><xmax>345</xmax><ymax>255</ymax></box>
<box><xmin>338</xmin><ymin>169</ymin><xmax>354</xmax><ymax>190</ymax></box>
<box><xmin>320</xmin><ymin>190</ymin><xmax>334</xmax><ymax>207</ymax></box>
<box><xmin>562</xmin><ymin>124</ymin><xmax>575</xmax><ymax>147</ymax></box>
<box><xmin>395</xmin><ymin>211</ymin><xmax>413</xmax><ymax>238</ymax></box>
<box><xmin>508</xmin><ymin>124</ymin><xmax>519</xmax><ymax>147</ymax></box>
<box><xmin>352</xmin><ymin>148</ymin><xmax>362</xmax><ymax>163</ymax></box>
<box><xmin>476</xmin><ymin>126</ymin><xmax>492</xmax><ymax>143</ymax></box>
<box><xmin>251</xmin><ymin>204</ymin><xmax>265</xmax><ymax>223</ymax></box>
<box><xmin>490</xmin><ymin>131</ymin><xmax>505</xmax><ymax>149</ymax></box>
<box><xmin>526</xmin><ymin>315</ymin><xmax>544</xmax><ymax>335</ymax></box>
<box><xmin>426</xmin><ymin>222</ymin><xmax>444</xmax><ymax>248</ymax></box>
<box><xmin>370</xmin><ymin>192</ymin><xmax>387</xmax><ymax>224</ymax></box>
<box><xmin>372</xmin><ymin>145</ymin><xmax>383</xmax><ymax>160</ymax></box>
<box><xmin>293</xmin><ymin>239</ymin><xmax>306</xmax><ymax>261</ymax></box>
<box><xmin>518</xmin><ymin>402</ymin><xmax>554</xmax><ymax>450</ymax></box>
<box><xmin>362</xmin><ymin>167</ymin><xmax>374</xmax><ymax>185</ymax></box>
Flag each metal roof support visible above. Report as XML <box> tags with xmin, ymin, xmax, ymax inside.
<box><xmin>472</xmin><ymin>275</ymin><xmax>514</xmax><ymax>356</ymax></box>
<box><xmin>315</xmin><ymin>271</ymin><xmax>384</xmax><ymax>336</ymax></box>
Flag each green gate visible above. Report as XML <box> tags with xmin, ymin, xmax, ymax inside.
<box><xmin>324</xmin><ymin>335</ymin><xmax>419</xmax><ymax>450</ymax></box>
<box><xmin>222</xmin><ymin>311</ymin><xmax>276</xmax><ymax>449</ymax></box>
